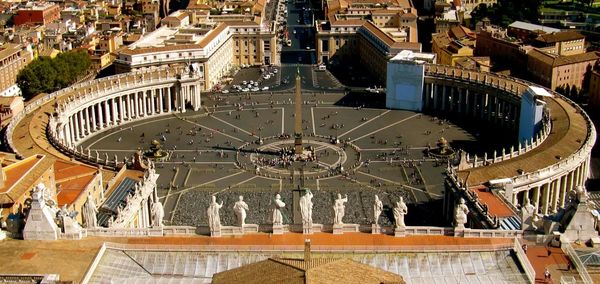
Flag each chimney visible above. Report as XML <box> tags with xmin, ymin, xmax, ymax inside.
<box><xmin>304</xmin><ymin>239</ymin><xmax>311</xmax><ymax>262</ymax></box>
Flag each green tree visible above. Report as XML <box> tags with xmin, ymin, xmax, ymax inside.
<box><xmin>17</xmin><ymin>50</ymin><xmax>92</xmax><ymax>100</ymax></box>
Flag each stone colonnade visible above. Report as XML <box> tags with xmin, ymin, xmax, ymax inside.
<box><xmin>513</xmin><ymin>158</ymin><xmax>590</xmax><ymax>215</ymax></box>
<box><xmin>422</xmin><ymin>81</ymin><xmax>519</xmax><ymax>130</ymax></box>
<box><xmin>425</xmin><ymin>65</ymin><xmax>594</xmax><ymax>218</ymax></box>
<box><xmin>57</xmin><ymin>80</ymin><xmax>201</xmax><ymax>148</ymax></box>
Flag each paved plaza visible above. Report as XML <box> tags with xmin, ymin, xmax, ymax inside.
<box><xmin>79</xmin><ymin>91</ymin><xmax>512</xmax><ymax>227</ymax></box>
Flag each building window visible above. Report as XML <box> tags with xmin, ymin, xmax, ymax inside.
<box><xmin>322</xmin><ymin>39</ymin><xmax>329</xmax><ymax>51</ymax></box>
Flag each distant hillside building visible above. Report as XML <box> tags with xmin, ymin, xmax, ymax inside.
<box><xmin>14</xmin><ymin>3</ymin><xmax>60</xmax><ymax>27</ymax></box>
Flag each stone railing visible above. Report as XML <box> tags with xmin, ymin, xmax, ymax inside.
<box><xmin>514</xmin><ymin>238</ymin><xmax>536</xmax><ymax>283</ymax></box>
<box><xmin>87</xmin><ymin>227</ymin><xmax>164</xmax><ymax>237</ymax></box>
<box><xmin>446</xmin><ymin>169</ymin><xmax>501</xmax><ymax>228</ymax></box>
<box><xmin>109</xmin><ymin>170</ymin><xmax>158</xmax><ymax>229</ymax></box>
<box><xmin>460</xmin><ymin>120</ymin><xmax>552</xmax><ymax>170</ymax></box>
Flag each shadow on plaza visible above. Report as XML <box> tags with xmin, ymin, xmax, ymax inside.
<box><xmin>333</xmin><ymin>92</ymin><xmax>386</xmax><ymax>108</ymax></box>
<box><xmin>213</xmin><ymin>145</ymin><xmax>280</xmax><ymax>156</ymax></box>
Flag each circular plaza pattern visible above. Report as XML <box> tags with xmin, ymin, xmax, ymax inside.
<box><xmin>75</xmin><ymin>90</ymin><xmax>504</xmax><ymax>227</ymax></box>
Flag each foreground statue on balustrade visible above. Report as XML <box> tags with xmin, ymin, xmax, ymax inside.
<box><xmin>233</xmin><ymin>195</ymin><xmax>249</xmax><ymax>227</ymax></box>
<box><xmin>82</xmin><ymin>192</ymin><xmax>98</xmax><ymax>228</ymax></box>
<box><xmin>521</xmin><ymin>196</ymin><xmax>536</xmax><ymax>231</ymax></box>
<box><xmin>207</xmin><ymin>195</ymin><xmax>223</xmax><ymax>232</ymax></box>
<box><xmin>393</xmin><ymin>197</ymin><xmax>408</xmax><ymax>228</ymax></box>
<box><xmin>333</xmin><ymin>193</ymin><xmax>348</xmax><ymax>225</ymax></box>
<box><xmin>299</xmin><ymin>189</ymin><xmax>313</xmax><ymax>227</ymax></box>
<box><xmin>151</xmin><ymin>199</ymin><xmax>165</xmax><ymax>227</ymax></box>
<box><xmin>455</xmin><ymin>198</ymin><xmax>469</xmax><ymax>228</ymax></box>
<box><xmin>373</xmin><ymin>195</ymin><xmax>383</xmax><ymax>226</ymax></box>
<box><xmin>272</xmin><ymin>194</ymin><xmax>286</xmax><ymax>226</ymax></box>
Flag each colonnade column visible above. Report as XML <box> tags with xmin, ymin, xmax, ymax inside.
<box><xmin>533</xmin><ymin>186</ymin><xmax>540</xmax><ymax>212</ymax></box>
<box><xmin>167</xmin><ymin>88</ymin><xmax>172</xmax><ymax>112</ymax></box>
<box><xmin>84</xmin><ymin>107</ymin><xmax>90</xmax><ymax>134</ymax></box>
<box><xmin>551</xmin><ymin>178</ymin><xmax>561</xmax><ymax>213</ymax></box>
<box><xmin>75</xmin><ymin>111</ymin><xmax>82</xmax><ymax>138</ymax></box>
<box><xmin>112</xmin><ymin>99</ymin><xmax>118</xmax><ymax>125</ymax></box>
<box><xmin>142</xmin><ymin>91</ymin><xmax>148</xmax><ymax>116</ymax></box>
<box><xmin>126</xmin><ymin>94</ymin><xmax>132</xmax><ymax>120</ymax></box>
<box><xmin>97</xmin><ymin>103</ymin><xmax>102</xmax><ymax>129</ymax></box>
<box><xmin>150</xmin><ymin>90</ymin><xmax>156</xmax><ymax>114</ymax></box>
<box><xmin>559</xmin><ymin>174</ymin><xmax>568</xmax><ymax>208</ymax></box>
<box><xmin>541</xmin><ymin>183</ymin><xmax>550</xmax><ymax>215</ymax></box>
<box><xmin>91</xmin><ymin>105</ymin><xmax>97</xmax><ymax>131</ymax></box>
<box><xmin>104</xmin><ymin>100</ymin><xmax>111</xmax><ymax>126</ymax></box>
<box><xmin>158</xmin><ymin>88</ymin><xmax>164</xmax><ymax>113</ymax></box>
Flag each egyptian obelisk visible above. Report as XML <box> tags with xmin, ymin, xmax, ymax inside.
<box><xmin>294</xmin><ymin>68</ymin><xmax>303</xmax><ymax>154</ymax></box>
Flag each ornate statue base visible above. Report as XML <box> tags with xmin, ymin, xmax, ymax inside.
<box><xmin>227</xmin><ymin>224</ymin><xmax>259</xmax><ymax>235</ymax></box>
<box><xmin>394</xmin><ymin>226</ymin><xmax>406</xmax><ymax>237</ymax></box>
<box><xmin>302</xmin><ymin>223</ymin><xmax>323</xmax><ymax>235</ymax></box>
<box><xmin>206</xmin><ymin>224</ymin><xmax>259</xmax><ymax>237</ymax></box>
<box><xmin>453</xmin><ymin>225</ymin><xmax>465</xmax><ymax>237</ymax></box>
<box><xmin>272</xmin><ymin>224</ymin><xmax>289</xmax><ymax>235</ymax></box>
<box><xmin>332</xmin><ymin>223</ymin><xmax>360</xmax><ymax>235</ymax></box>
<box><xmin>210</xmin><ymin>228</ymin><xmax>222</xmax><ymax>237</ymax></box>
<box><xmin>371</xmin><ymin>224</ymin><xmax>382</xmax><ymax>234</ymax></box>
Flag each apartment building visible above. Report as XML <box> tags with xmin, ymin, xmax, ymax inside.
<box><xmin>527</xmin><ymin>49</ymin><xmax>599</xmax><ymax>91</ymax></box>
<box><xmin>114</xmin><ymin>18</ymin><xmax>277</xmax><ymax>90</ymax></box>
<box><xmin>0</xmin><ymin>44</ymin><xmax>33</xmax><ymax>97</ymax></box>
<box><xmin>589</xmin><ymin>63</ymin><xmax>600</xmax><ymax>108</ymax></box>
<box><xmin>316</xmin><ymin>0</ymin><xmax>420</xmax><ymax>82</ymax></box>
<box><xmin>475</xmin><ymin>25</ymin><xmax>530</xmax><ymax>76</ymax></box>
<box><xmin>531</xmin><ymin>31</ymin><xmax>585</xmax><ymax>56</ymax></box>
<box><xmin>431</xmin><ymin>25</ymin><xmax>476</xmax><ymax>66</ymax></box>
<box><xmin>14</xmin><ymin>2</ymin><xmax>60</xmax><ymax>27</ymax></box>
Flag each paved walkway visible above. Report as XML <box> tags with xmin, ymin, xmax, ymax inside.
<box><xmin>524</xmin><ymin>244</ymin><xmax>580</xmax><ymax>283</ymax></box>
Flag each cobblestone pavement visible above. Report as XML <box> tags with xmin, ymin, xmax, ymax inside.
<box><xmin>80</xmin><ymin>91</ymin><xmax>513</xmax><ymax>227</ymax></box>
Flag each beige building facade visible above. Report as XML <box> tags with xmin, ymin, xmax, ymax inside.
<box><xmin>527</xmin><ymin>49</ymin><xmax>599</xmax><ymax>91</ymax></box>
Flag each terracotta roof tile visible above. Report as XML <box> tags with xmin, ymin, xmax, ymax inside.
<box><xmin>57</xmin><ymin>175</ymin><xmax>96</xmax><ymax>206</ymax></box>
<box><xmin>54</xmin><ymin>160</ymin><xmax>97</xmax><ymax>181</ymax></box>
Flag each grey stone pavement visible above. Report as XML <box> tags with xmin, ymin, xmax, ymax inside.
<box><xmin>79</xmin><ymin>89</ymin><xmax>515</xmax><ymax>228</ymax></box>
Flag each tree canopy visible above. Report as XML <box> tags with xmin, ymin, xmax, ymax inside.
<box><xmin>17</xmin><ymin>50</ymin><xmax>92</xmax><ymax>100</ymax></box>
<box><xmin>471</xmin><ymin>0</ymin><xmax>542</xmax><ymax>28</ymax></box>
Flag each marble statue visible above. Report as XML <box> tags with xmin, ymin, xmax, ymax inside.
<box><xmin>373</xmin><ymin>195</ymin><xmax>383</xmax><ymax>225</ymax></box>
<box><xmin>272</xmin><ymin>194</ymin><xmax>286</xmax><ymax>226</ymax></box>
<box><xmin>393</xmin><ymin>197</ymin><xmax>408</xmax><ymax>228</ymax></box>
<box><xmin>151</xmin><ymin>200</ymin><xmax>165</xmax><ymax>227</ymax></box>
<box><xmin>299</xmin><ymin>189</ymin><xmax>313</xmax><ymax>226</ymax></box>
<box><xmin>333</xmin><ymin>193</ymin><xmax>348</xmax><ymax>225</ymax></box>
<box><xmin>207</xmin><ymin>195</ymin><xmax>223</xmax><ymax>231</ymax></box>
<box><xmin>82</xmin><ymin>192</ymin><xmax>98</xmax><ymax>228</ymax></box>
<box><xmin>58</xmin><ymin>205</ymin><xmax>81</xmax><ymax>234</ymax></box>
<box><xmin>522</xmin><ymin>196</ymin><xmax>536</xmax><ymax>215</ymax></box>
<box><xmin>455</xmin><ymin>198</ymin><xmax>469</xmax><ymax>227</ymax></box>
<box><xmin>233</xmin><ymin>195</ymin><xmax>249</xmax><ymax>227</ymax></box>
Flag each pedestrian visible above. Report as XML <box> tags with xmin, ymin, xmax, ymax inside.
<box><xmin>544</xmin><ymin>268</ymin><xmax>551</xmax><ymax>282</ymax></box>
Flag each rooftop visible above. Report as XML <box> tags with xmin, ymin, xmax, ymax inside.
<box><xmin>213</xmin><ymin>257</ymin><xmax>405</xmax><ymax>283</ymax></box>
<box><xmin>508</xmin><ymin>21</ymin><xmax>560</xmax><ymax>34</ymax></box>
<box><xmin>0</xmin><ymin>154</ymin><xmax>46</xmax><ymax>205</ymax></box>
